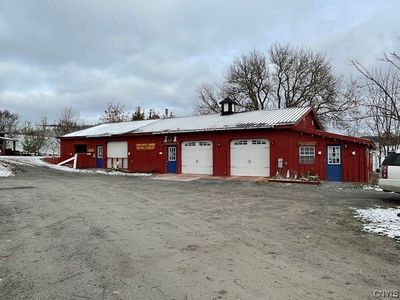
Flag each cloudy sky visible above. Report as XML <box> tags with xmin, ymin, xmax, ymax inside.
<box><xmin>0</xmin><ymin>0</ymin><xmax>399</xmax><ymax>124</ymax></box>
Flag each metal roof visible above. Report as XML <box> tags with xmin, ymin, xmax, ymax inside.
<box><xmin>62</xmin><ymin>107</ymin><xmax>311</xmax><ymax>138</ymax></box>
<box><xmin>136</xmin><ymin>107</ymin><xmax>310</xmax><ymax>134</ymax></box>
<box><xmin>63</xmin><ymin>119</ymin><xmax>158</xmax><ymax>138</ymax></box>
<box><xmin>0</xmin><ymin>136</ymin><xmax>19</xmax><ymax>141</ymax></box>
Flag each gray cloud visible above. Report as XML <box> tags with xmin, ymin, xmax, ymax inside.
<box><xmin>0</xmin><ymin>0</ymin><xmax>399</xmax><ymax>123</ymax></box>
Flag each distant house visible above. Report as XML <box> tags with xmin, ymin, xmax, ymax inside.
<box><xmin>0</xmin><ymin>132</ymin><xmax>4</xmax><ymax>155</ymax></box>
<box><xmin>0</xmin><ymin>132</ymin><xmax>59</xmax><ymax>156</ymax></box>
<box><xmin>362</xmin><ymin>136</ymin><xmax>400</xmax><ymax>172</ymax></box>
<box><xmin>15</xmin><ymin>135</ymin><xmax>60</xmax><ymax>156</ymax></box>
<box><xmin>0</xmin><ymin>132</ymin><xmax>19</xmax><ymax>155</ymax></box>
<box><xmin>59</xmin><ymin>99</ymin><xmax>374</xmax><ymax>183</ymax></box>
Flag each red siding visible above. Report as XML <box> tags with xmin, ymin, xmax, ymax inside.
<box><xmin>295</xmin><ymin>112</ymin><xmax>320</xmax><ymax>130</ymax></box>
<box><xmin>60</xmin><ymin>128</ymin><xmax>372</xmax><ymax>183</ymax></box>
<box><xmin>42</xmin><ymin>157</ymin><xmax>61</xmax><ymax>165</ymax></box>
<box><xmin>128</xmin><ymin>136</ymin><xmax>166</xmax><ymax>173</ymax></box>
<box><xmin>60</xmin><ymin>138</ymin><xmax>107</xmax><ymax>169</ymax></box>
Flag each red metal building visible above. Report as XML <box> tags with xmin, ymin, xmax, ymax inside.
<box><xmin>59</xmin><ymin>100</ymin><xmax>374</xmax><ymax>182</ymax></box>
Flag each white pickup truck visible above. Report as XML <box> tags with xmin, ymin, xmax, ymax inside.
<box><xmin>379</xmin><ymin>151</ymin><xmax>400</xmax><ymax>193</ymax></box>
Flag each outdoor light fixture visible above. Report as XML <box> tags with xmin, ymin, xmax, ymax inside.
<box><xmin>164</xmin><ymin>136</ymin><xmax>168</xmax><ymax>142</ymax></box>
<box><xmin>352</xmin><ymin>151</ymin><xmax>356</xmax><ymax>156</ymax></box>
<box><xmin>318</xmin><ymin>151</ymin><xmax>322</xmax><ymax>155</ymax></box>
<box><xmin>173</xmin><ymin>136</ymin><xmax>177</xmax><ymax>142</ymax></box>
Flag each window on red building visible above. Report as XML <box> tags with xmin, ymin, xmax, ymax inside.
<box><xmin>75</xmin><ymin>144</ymin><xmax>87</xmax><ymax>153</ymax></box>
<box><xmin>299</xmin><ymin>146</ymin><xmax>315</xmax><ymax>164</ymax></box>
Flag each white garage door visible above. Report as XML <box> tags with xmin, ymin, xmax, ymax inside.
<box><xmin>107</xmin><ymin>141</ymin><xmax>128</xmax><ymax>169</ymax></box>
<box><xmin>231</xmin><ymin>139</ymin><xmax>270</xmax><ymax>176</ymax></box>
<box><xmin>181</xmin><ymin>141</ymin><xmax>213</xmax><ymax>175</ymax></box>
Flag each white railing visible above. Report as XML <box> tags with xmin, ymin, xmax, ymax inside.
<box><xmin>57</xmin><ymin>153</ymin><xmax>78</xmax><ymax>169</ymax></box>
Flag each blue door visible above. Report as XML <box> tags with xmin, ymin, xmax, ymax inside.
<box><xmin>326</xmin><ymin>145</ymin><xmax>342</xmax><ymax>181</ymax></box>
<box><xmin>96</xmin><ymin>145</ymin><xmax>103</xmax><ymax>168</ymax></box>
<box><xmin>167</xmin><ymin>146</ymin><xmax>177</xmax><ymax>173</ymax></box>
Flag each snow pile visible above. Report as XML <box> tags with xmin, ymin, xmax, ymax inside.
<box><xmin>353</xmin><ymin>207</ymin><xmax>400</xmax><ymax>240</ymax></box>
<box><xmin>0</xmin><ymin>156</ymin><xmax>151</xmax><ymax>177</ymax></box>
<box><xmin>362</xmin><ymin>185</ymin><xmax>383</xmax><ymax>192</ymax></box>
<box><xmin>0</xmin><ymin>161</ymin><xmax>14</xmax><ymax>177</ymax></box>
<box><xmin>93</xmin><ymin>169</ymin><xmax>151</xmax><ymax>177</ymax></box>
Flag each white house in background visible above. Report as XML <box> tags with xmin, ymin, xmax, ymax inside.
<box><xmin>0</xmin><ymin>133</ymin><xmax>60</xmax><ymax>156</ymax></box>
<box><xmin>366</xmin><ymin>136</ymin><xmax>400</xmax><ymax>172</ymax></box>
<box><xmin>0</xmin><ymin>133</ymin><xmax>18</xmax><ymax>155</ymax></box>
<box><xmin>16</xmin><ymin>135</ymin><xmax>60</xmax><ymax>156</ymax></box>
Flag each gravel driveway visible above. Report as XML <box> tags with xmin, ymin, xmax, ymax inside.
<box><xmin>0</xmin><ymin>163</ymin><xmax>399</xmax><ymax>299</ymax></box>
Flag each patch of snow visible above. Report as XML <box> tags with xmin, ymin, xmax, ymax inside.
<box><xmin>353</xmin><ymin>207</ymin><xmax>400</xmax><ymax>241</ymax></box>
<box><xmin>0</xmin><ymin>161</ymin><xmax>14</xmax><ymax>177</ymax></box>
<box><xmin>273</xmin><ymin>183</ymin><xmax>292</xmax><ymax>187</ymax></box>
<box><xmin>0</xmin><ymin>156</ymin><xmax>151</xmax><ymax>177</ymax></box>
<box><xmin>362</xmin><ymin>185</ymin><xmax>383</xmax><ymax>192</ymax></box>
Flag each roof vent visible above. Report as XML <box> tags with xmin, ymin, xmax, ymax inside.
<box><xmin>219</xmin><ymin>97</ymin><xmax>238</xmax><ymax>116</ymax></box>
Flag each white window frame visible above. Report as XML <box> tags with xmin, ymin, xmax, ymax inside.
<box><xmin>252</xmin><ymin>140</ymin><xmax>267</xmax><ymax>145</ymax></box>
<box><xmin>327</xmin><ymin>145</ymin><xmax>341</xmax><ymax>165</ymax></box>
<box><xmin>199</xmin><ymin>141</ymin><xmax>211</xmax><ymax>146</ymax></box>
<box><xmin>233</xmin><ymin>140</ymin><xmax>248</xmax><ymax>146</ymax></box>
<box><xmin>96</xmin><ymin>145</ymin><xmax>103</xmax><ymax>158</ymax></box>
<box><xmin>168</xmin><ymin>147</ymin><xmax>176</xmax><ymax>161</ymax></box>
<box><xmin>184</xmin><ymin>142</ymin><xmax>196</xmax><ymax>147</ymax></box>
<box><xmin>299</xmin><ymin>145</ymin><xmax>315</xmax><ymax>165</ymax></box>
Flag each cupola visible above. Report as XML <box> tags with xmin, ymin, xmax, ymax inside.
<box><xmin>219</xmin><ymin>97</ymin><xmax>238</xmax><ymax>116</ymax></box>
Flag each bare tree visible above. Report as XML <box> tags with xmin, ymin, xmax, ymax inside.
<box><xmin>54</xmin><ymin>107</ymin><xmax>83</xmax><ymax>136</ymax></box>
<box><xmin>195</xmin><ymin>51</ymin><xmax>273</xmax><ymax>114</ymax></box>
<box><xmin>352</xmin><ymin>57</ymin><xmax>400</xmax><ymax>164</ymax></box>
<box><xmin>269</xmin><ymin>43</ymin><xmax>356</xmax><ymax>125</ymax></box>
<box><xmin>20</xmin><ymin>117</ymin><xmax>50</xmax><ymax>155</ymax></box>
<box><xmin>100</xmin><ymin>101</ymin><xmax>129</xmax><ymax>123</ymax></box>
<box><xmin>269</xmin><ymin>44</ymin><xmax>336</xmax><ymax>109</ymax></box>
<box><xmin>364</xmin><ymin>71</ymin><xmax>400</xmax><ymax>163</ymax></box>
<box><xmin>194</xmin><ymin>44</ymin><xmax>355</xmax><ymax>126</ymax></box>
<box><xmin>194</xmin><ymin>83</ymin><xmax>223</xmax><ymax>115</ymax></box>
<box><xmin>224</xmin><ymin>50</ymin><xmax>273</xmax><ymax>110</ymax></box>
<box><xmin>315</xmin><ymin>77</ymin><xmax>360</xmax><ymax>127</ymax></box>
<box><xmin>352</xmin><ymin>60</ymin><xmax>400</xmax><ymax>121</ymax></box>
<box><xmin>0</xmin><ymin>109</ymin><xmax>19</xmax><ymax>135</ymax></box>
<box><xmin>383</xmin><ymin>50</ymin><xmax>400</xmax><ymax>71</ymax></box>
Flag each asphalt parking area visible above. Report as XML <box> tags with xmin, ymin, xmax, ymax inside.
<box><xmin>0</xmin><ymin>164</ymin><xmax>399</xmax><ymax>299</ymax></box>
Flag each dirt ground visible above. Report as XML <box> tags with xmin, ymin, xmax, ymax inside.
<box><xmin>0</xmin><ymin>163</ymin><xmax>399</xmax><ymax>300</ymax></box>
